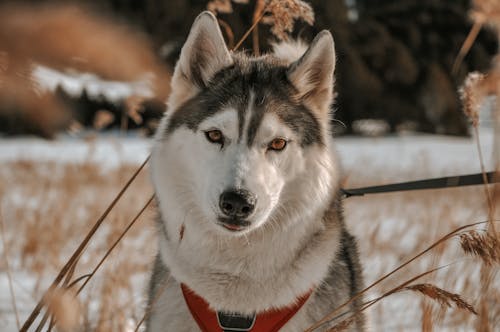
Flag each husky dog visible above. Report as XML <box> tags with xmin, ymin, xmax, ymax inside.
<box><xmin>147</xmin><ymin>11</ymin><xmax>365</xmax><ymax>332</ymax></box>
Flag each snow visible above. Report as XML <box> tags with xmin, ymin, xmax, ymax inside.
<box><xmin>337</xmin><ymin>129</ymin><xmax>495</xmax><ymax>182</ymax></box>
<box><xmin>32</xmin><ymin>65</ymin><xmax>154</xmax><ymax>102</ymax></box>
<box><xmin>0</xmin><ymin>128</ymin><xmax>494</xmax><ymax>175</ymax></box>
<box><xmin>0</xmin><ymin>135</ymin><xmax>151</xmax><ymax>169</ymax></box>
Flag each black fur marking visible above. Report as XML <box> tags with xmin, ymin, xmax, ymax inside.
<box><xmin>237</xmin><ymin>104</ymin><xmax>246</xmax><ymax>143</ymax></box>
<box><xmin>158</xmin><ymin>216</ymin><xmax>170</xmax><ymax>242</ymax></box>
<box><xmin>166</xmin><ymin>57</ymin><xmax>323</xmax><ymax>147</ymax></box>
<box><xmin>146</xmin><ymin>254</ymin><xmax>170</xmax><ymax>328</ymax></box>
<box><xmin>304</xmin><ymin>192</ymin><xmax>365</xmax><ymax>330</ymax></box>
<box><xmin>153</xmin><ymin>197</ymin><xmax>170</xmax><ymax>241</ymax></box>
<box><xmin>275</xmin><ymin>105</ymin><xmax>322</xmax><ymax>147</ymax></box>
<box><xmin>339</xmin><ymin>230</ymin><xmax>358</xmax><ymax>299</ymax></box>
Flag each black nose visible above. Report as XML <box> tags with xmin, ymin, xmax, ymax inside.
<box><xmin>219</xmin><ymin>189</ymin><xmax>256</xmax><ymax>219</ymax></box>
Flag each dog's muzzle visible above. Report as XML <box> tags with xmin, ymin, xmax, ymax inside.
<box><xmin>218</xmin><ymin>189</ymin><xmax>256</xmax><ymax>231</ymax></box>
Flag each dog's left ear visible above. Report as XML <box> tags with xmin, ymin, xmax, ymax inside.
<box><xmin>287</xmin><ymin>31</ymin><xmax>336</xmax><ymax>113</ymax></box>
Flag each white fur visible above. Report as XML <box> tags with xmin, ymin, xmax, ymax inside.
<box><xmin>272</xmin><ymin>39</ymin><xmax>308</xmax><ymax>65</ymax></box>
<box><xmin>151</xmin><ymin>99</ymin><xmax>341</xmax><ymax>311</ymax></box>
<box><xmin>147</xmin><ymin>11</ymin><xmax>357</xmax><ymax>332</ymax></box>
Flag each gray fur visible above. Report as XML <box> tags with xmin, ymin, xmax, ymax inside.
<box><xmin>299</xmin><ymin>193</ymin><xmax>365</xmax><ymax>330</ymax></box>
<box><xmin>147</xmin><ymin>254</ymin><xmax>169</xmax><ymax>313</ymax></box>
<box><xmin>165</xmin><ymin>55</ymin><xmax>323</xmax><ymax>147</ymax></box>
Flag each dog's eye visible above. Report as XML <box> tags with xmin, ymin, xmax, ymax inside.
<box><xmin>205</xmin><ymin>130</ymin><xmax>224</xmax><ymax>145</ymax></box>
<box><xmin>268</xmin><ymin>138</ymin><xmax>287</xmax><ymax>151</ymax></box>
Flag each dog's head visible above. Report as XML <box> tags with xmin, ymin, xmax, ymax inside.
<box><xmin>152</xmin><ymin>12</ymin><xmax>338</xmax><ymax>236</ymax></box>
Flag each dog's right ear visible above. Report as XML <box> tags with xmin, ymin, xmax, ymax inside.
<box><xmin>169</xmin><ymin>12</ymin><xmax>232</xmax><ymax>109</ymax></box>
<box><xmin>287</xmin><ymin>31</ymin><xmax>335</xmax><ymax>116</ymax></box>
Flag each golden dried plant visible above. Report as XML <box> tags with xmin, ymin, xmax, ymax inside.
<box><xmin>207</xmin><ymin>0</ymin><xmax>234</xmax><ymax>14</ymax></box>
<box><xmin>207</xmin><ymin>0</ymin><xmax>250</xmax><ymax>15</ymax></box>
<box><xmin>326</xmin><ymin>316</ymin><xmax>355</xmax><ymax>332</ymax></box>
<box><xmin>262</xmin><ymin>0</ymin><xmax>314</xmax><ymax>40</ymax></box>
<box><xmin>460</xmin><ymin>230</ymin><xmax>500</xmax><ymax>266</ymax></box>
<box><xmin>44</xmin><ymin>288</ymin><xmax>82</xmax><ymax>331</ymax></box>
<box><xmin>457</xmin><ymin>0</ymin><xmax>500</xmax><ymax>319</ymax></box>
<box><xmin>459</xmin><ymin>72</ymin><xmax>485</xmax><ymax>127</ymax></box>
<box><xmin>421</xmin><ymin>299</ymin><xmax>434</xmax><ymax>332</ymax></box>
<box><xmin>471</xmin><ymin>0</ymin><xmax>500</xmax><ymax>29</ymax></box>
<box><xmin>404</xmin><ymin>284</ymin><xmax>477</xmax><ymax>315</ymax></box>
<box><xmin>93</xmin><ymin>110</ymin><xmax>116</xmax><ymax>130</ymax></box>
<box><xmin>207</xmin><ymin>0</ymin><xmax>315</xmax><ymax>52</ymax></box>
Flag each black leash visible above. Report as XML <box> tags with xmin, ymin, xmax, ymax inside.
<box><xmin>341</xmin><ymin>171</ymin><xmax>498</xmax><ymax>198</ymax></box>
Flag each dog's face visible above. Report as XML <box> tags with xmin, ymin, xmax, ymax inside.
<box><xmin>152</xmin><ymin>12</ymin><xmax>337</xmax><ymax>236</ymax></box>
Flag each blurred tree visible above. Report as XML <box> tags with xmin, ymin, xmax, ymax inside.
<box><xmin>80</xmin><ymin>0</ymin><xmax>499</xmax><ymax>135</ymax></box>
<box><xmin>348</xmin><ymin>0</ymin><xmax>497</xmax><ymax>134</ymax></box>
<box><xmin>0</xmin><ymin>0</ymin><xmax>497</xmax><ymax>135</ymax></box>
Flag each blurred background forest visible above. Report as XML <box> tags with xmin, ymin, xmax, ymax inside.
<box><xmin>0</xmin><ymin>0</ymin><xmax>498</xmax><ymax>137</ymax></box>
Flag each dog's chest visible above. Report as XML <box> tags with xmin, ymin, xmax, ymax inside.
<box><xmin>148</xmin><ymin>278</ymin><xmax>315</xmax><ymax>332</ymax></box>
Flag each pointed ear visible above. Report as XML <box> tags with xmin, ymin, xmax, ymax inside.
<box><xmin>177</xmin><ymin>11</ymin><xmax>232</xmax><ymax>87</ymax></box>
<box><xmin>169</xmin><ymin>12</ymin><xmax>232</xmax><ymax>108</ymax></box>
<box><xmin>287</xmin><ymin>31</ymin><xmax>336</xmax><ymax>113</ymax></box>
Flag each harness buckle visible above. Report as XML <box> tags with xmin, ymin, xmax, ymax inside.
<box><xmin>216</xmin><ymin>311</ymin><xmax>256</xmax><ymax>332</ymax></box>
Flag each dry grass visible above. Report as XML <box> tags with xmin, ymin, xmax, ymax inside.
<box><xmin>43</xmin><ymin>287</ymin><xmax>81</xmax><ymax>331</ymax></box>
<box><xmin>0</xmin><ymin>153</ymin><xmax>497</xmax><ymax>331</ymax></box>
<box><xmin>208</xmin><ymin>0</ymin><xmax>314</xmax><ymax>53</ymax></box>
<box><xmin>404</xmin><ymin>284</ymin><xmax>477</xmax><ymax>314</ymax></box>
<box><xmin>457</xmin><ymin>3</ymin><xmax>500</xmax><ymax>331</ymax></box>
<box><xmin>350</xmin><ymin>162</ymin><xmax>498</xmax><ymax>326</ymax></box>
<box><xmin>460</xmin><ymin>231</ymin><xmax>500</xmax><ymax>266</ymax></box>
<box><xmin>0</xmin><ymin>158</ymin><xmax>156</xmax><ymax>331</ymax></box>
<box><xmin>309</xmin><ymin>180</ymin><xmax>499</xmax><ymax>331</ymax></box>
<box><xmin>261</xmin><ymin>0</ymin><xmax>314</xmax><ymax>41</ymax></box>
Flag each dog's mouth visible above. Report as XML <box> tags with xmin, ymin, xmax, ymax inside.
<box><xmin>217</xmin><ymin>217</ymin><xmax>251</xmax><ymax>232</ymax></box>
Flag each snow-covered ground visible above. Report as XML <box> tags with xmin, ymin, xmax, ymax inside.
<box><xmin>0</xmin><ymin>127</ymin><xmax>497</xmax><ymax>331</ymax></box>
<box><xmin>0</xmin><ymin>127</ymin><xmax>494</xmax><ymax>175</ymax></box>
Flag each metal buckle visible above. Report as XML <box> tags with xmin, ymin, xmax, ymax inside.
<box><xmin>216</xmin><ymin>311</ymin><xmax>256</xmax><ymax>332</ymax></box>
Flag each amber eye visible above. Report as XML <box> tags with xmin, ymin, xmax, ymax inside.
<box><xmin>205</xmin><ymin>130</ymin><xmax>224</xmax><ymax>145</ymax></box>
<box><xmin>268</xmin><ymin>138</ymin><xmax>287</xmax><ymax>151</ymax></box>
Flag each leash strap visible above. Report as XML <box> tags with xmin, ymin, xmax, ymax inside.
<box><xmin>341</xmin><ymin>171</ymin><xmax>498</xmax><ymax>198</ymax></box>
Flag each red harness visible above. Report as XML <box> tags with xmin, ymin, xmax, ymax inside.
<box><xmin>181</xmin><ymin>284</ymin><xmax>312</xmax><ymax>332</ymax></box>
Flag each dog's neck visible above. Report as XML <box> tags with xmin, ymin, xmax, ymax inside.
<box><xmin>158</xmin><ymin>195</ymin><xmax>344</xmax><ymax>315</ymax></box>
